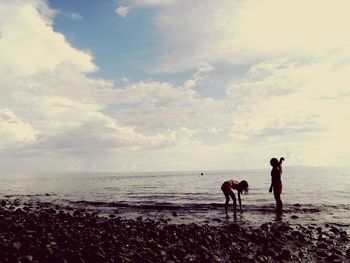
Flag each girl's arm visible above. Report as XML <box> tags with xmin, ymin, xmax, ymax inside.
<box><xmin>269</xmin><ymin>170</ymin><xmax>273</xmax><ymax>192</ymax></box>
<box><xmin>238</xmin><ymin>191</ymin><xmax>242</xmax><ymax>213</ymax></box>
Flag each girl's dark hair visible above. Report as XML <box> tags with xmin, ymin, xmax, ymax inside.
<box><xmin>239</xmin><ymin>180</ymin><xmax>249</xmax><ymax>193</ymax></box>
<box><xmin>270</xmin><ymin>158</ymin><xmax>279</xmax><ymax>167</ymax></box>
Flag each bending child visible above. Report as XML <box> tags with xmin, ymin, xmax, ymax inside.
<box><xmin>221</xmin><ymin>179</ymin><xmax>249</xmax><ymax>217</ymax></box>
<box><xmin>269</xmin><ymin>157</ymin><xmax>284</xmax><ymax>213</ymax></box>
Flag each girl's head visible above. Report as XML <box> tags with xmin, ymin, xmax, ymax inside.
<box><xmin>270</xmin><ymin>158</ymin><xmax>279</xmax><ymax>167</ymax></box>
<box><xmin>239</xmin><ymin>180</ymin><xmax>249</xmax><ymax>193</ymax></box>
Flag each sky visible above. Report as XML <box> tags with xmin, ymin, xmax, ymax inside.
<box><xmin>0</xmin><ymin>0</ymin><xmax>349</xmax><ymax>172</ymax></box>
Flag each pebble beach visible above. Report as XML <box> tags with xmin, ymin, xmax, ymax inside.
<box><xmin>1</xmin><ymin>199</ymin><xmax>350</xmax><ymax>263</ymax></box>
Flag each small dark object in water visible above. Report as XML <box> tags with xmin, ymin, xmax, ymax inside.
<box><xmin>291</xmin><ymin>215</ymin><xmax>299</xmax><ymax>219</ymax></box>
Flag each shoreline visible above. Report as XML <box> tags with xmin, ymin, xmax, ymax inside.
<box><xmin>4</xmin><ymin>194</ymin><xmax>350</xmax><ymax>228</ymax></box>
<box><xmin>0</xmin><ymin>199</ymin><xmax>349</xmax><ymax>262</ymax></box>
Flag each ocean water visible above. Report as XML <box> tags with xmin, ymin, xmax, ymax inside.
<box><xmin>0</xmin><ymin>166</ymin><xmax>349</xmax><ymax>226</ymax></box>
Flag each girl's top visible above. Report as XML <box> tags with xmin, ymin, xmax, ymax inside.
<box><xmin>271</xmin><ymin>167</ymin><xmax>282</xmax><ymax>185</ymax></box>
<box><xmin>221</xmin><ymin>180</ymin><xmax>239</xmax><ymax>192</ymax></box>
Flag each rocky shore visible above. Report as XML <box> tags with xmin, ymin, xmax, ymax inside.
<box><xmin>0</xmin><ymin>200</ymin><xmax>349</xmax><ymax>263</ymax></box>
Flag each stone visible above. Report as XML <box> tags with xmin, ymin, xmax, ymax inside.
<box><xmin>12</xmin><ymin>241</ymin><xmax>21</xmax><ymax>251</ymax></box>
<box><xmin>212</xmin><ymin>254</ymin><xmax>221</xmax><ymax>262</ymax></box>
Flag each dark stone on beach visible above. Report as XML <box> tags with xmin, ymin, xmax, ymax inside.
<box><xmin>317</xmin><ymin>242</ymin><xmax>327</xmax><ymax>249</ymax></box>
<box><xmin>0</xmin><ymin>200</ymin><xmax>350</xmax><ymax>263</ymax></box>
<box><xmin>12</xmin><ymin>241</ymin><xmax>21</xmax><ymax>251</ymax></box>
<box><xmin>25</xmin><ymin>255</ymin><xmax>33</xmax><ymax>262</ymax></box>
<box><xmin>211</xmin><ymin>254</ymin><xmax>221</xmax><ymax>262</ymax></box>
<box><xmin>256</xmin><ymin>254</ymin><xmax>269</xmax><ymax>262</ymax></box>
<box><xmin>280</xmin><ymin>249</ymin><xmax>291</xmax><ymax>260</ymax></box>
<box><xmin>260</xmin><ymin>223</ymin><xmax>270</xmax><ymax>231</ymax></box>
<box><xmin>346</xmin><ymin>247</ymin><xmax>350</xmax><ymax>258</ymax></box>
<box><xmin>331</xmin><ymin>247</ymin><xmax>343</xmax><ymax>255</ymax></box>
<box><xmin>327</xmin><ymin>253</ymin><xmax>342</xmax><ymax>262</ymax></box>
<box><xmin>340</xmin><ymin>230</ymin><xmax>347</xmax><ymax>237</ymax></box>
<box><xmin>316</xmin><ymin>250</ymin><xmax>329</xmax><ymax>258</ymax></box>
<box><xmin>330</xmin><ymin>227</ymin><xmax>340</xmax><ymax>234</ymax></box>
<box><xmin>228</xmin><ymin>223</ymin><xmax>240</xmax><ymax>233</ymax></box>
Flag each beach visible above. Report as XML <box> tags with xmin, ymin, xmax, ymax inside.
<box><xmin>1</xmin><ymin>199</ymin><xmax>350</xmax><ymax>263</ymax></box>
<box><xmin>1</xmin><ymin>168</ymin><xmax>350</xmax><ymax>262</ymax></box>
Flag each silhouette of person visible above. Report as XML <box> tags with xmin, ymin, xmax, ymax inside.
<box><xmin>269</xmin><ymin>157</ymin><xmax>284</xmax><ymax>213</ymax></box>
<box><xmin>221</xmin><ymin>180</ymin><xmax>249</xmax><ymax>217</ymax></box>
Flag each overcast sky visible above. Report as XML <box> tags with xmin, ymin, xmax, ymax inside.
<box><xmin>0</xmin><ymin>0</ymin><xmax>349</xmax><ymax>172</ymax></box>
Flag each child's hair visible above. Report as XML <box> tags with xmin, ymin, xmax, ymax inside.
<box><xmin>239</xmin><ymin>180</ymin><xmax>249</xmax><ymax>193</ymax></box>
<box><xmin>270</xmin><ymin>158</ymin><xmax>279</xmax><ymax>167</ymax></box>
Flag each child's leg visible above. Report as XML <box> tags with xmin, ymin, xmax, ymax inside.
<box><xmin>273</xmin><ymin>190</ymin><xmax>283</xmax><ymax>212</ymax></box>
<box><xmin>223</xmin><ymin>191</ymin><xmax>230</xmax><ymax>215</ymax></box>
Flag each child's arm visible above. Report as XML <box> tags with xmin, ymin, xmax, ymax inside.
<box><xmin>269</xmin><ymin>169</ymin><xmax>273</xmax><ymax>192</ymax></box>
<box><xmin>238</xmin><ymin>191</ymin><xmax>243</xmax><ymax>213</ymax></box>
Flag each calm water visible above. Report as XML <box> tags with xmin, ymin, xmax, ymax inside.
<box><xmin>0</xmin><ymin>166</ymin><xmax>349</xmax><ymax>226</ymax></box>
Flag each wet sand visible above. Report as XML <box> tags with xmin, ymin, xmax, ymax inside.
<box><xmin>0</xmin><ymin>199</ymin><xmax>350</xmax><ymax>263</ymax></box>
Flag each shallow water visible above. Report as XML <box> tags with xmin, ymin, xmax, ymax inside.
<box><xmin>0</xmin><ymin>166</ymin><xmax>349</xmax><ymax>226</ymax></box>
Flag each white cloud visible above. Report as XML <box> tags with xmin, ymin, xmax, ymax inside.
<box><xmin>127</xmin><ymin>0</ymin><xmax>350</xmax><ymax>73</ymax></box>
<box><xmin>0</xmin><ymin>0</ymin><xmax>230</xmax><ymax>172</ymax></box>
<box><xmin>224</xmin><ymin>57</ymin><xmax>350</xmax><ymax>165</ymax></box>
<box><xmin>115</xmin><ymin>6</ymin><xmax>131</xmax><ymax>18</ymax></box>
<box><xmin>69</xmin><ymin>12</ymin><xmax>82</xmax><ymax>20</ymax></box>
<box><xmin>0</xmin><ymin>108</ymin><xmax>38</xmax><ymax>148</ymax></box>
<box><xmin>0</xmin><ymin>1</ymin><xmax>96</xmax><ymax>75</ymax></box>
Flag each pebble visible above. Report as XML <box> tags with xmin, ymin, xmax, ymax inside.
<box><xmin>0</xmin><ymin>200</ymin><xmax>349</xmax><ymax>263</ymax></box>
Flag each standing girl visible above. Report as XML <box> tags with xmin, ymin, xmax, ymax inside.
<box><xmin>269</xmin><ymin>157</ymin><xmax>284</xmax><ymax>213</ymax></box>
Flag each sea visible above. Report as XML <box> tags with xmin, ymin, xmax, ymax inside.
<box><xmin>0</xmin><ymin>166</ymin><xmax>349</xmax><ymax>227</ymax></box>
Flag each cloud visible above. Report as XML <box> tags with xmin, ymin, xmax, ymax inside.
<box><xmin>0</xmin><ymin>1</ymin><xmax>96</xmax><ymax>75</ymax></box>
<box><xmin>0</xmin><ymin>1</ymin><xmax>231</xmax><ymax>172</ymax></box>
<box><xmin>0</xmin><ymin>109</ymin><xmax>38</xmax><ymax>148</ymax></box>
<box><xmin>115</xmin><ymin>6</ymin><xmax>131</xmax><ymax>18</ymax></box>
<box><xmin>224</xmin><ymin>57</ymin><xmax>350</xmax><ymax>167</ymax></box>
<box><xmin>124</xmin><ymin>0</ymin><xmax>350</xmax><ymax>73</ymax></box>
<box><xmin>69</xmin><ymin>12</ymin><xmax>82</xmax><ymax>21</ymax></box>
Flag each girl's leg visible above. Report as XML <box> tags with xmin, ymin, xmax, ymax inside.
<box><xmin>222</xmin><ymin>191</ymin><xmax>230</xmax><ymax>216</ymax></box>
<box><xmin>274</xmin><ymin>191</ymin><xmax>283</xmax><ymax>213</ymax></box>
